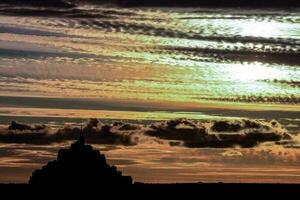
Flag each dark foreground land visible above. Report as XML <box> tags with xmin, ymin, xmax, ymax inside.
<box><xmin>0</xmin><ymin>183</ymin><xmax>299</xmax><ymax>193</ymax></box>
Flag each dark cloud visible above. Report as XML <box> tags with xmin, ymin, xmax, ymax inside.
<box><xmin>9</xmin><ymin>120</ymin><xmax>46</xmax><ymax>131</ymax></box>
<box><xmin>117</xmin><ymin>0</ymin><xmax>300</xmax><ymax>8</ymax></box>
<box><xmin>262</xmin><ymin>79</ymin><xmax>300</xmax><ymax>89</ymax></box>
<box><xmin>0</xmin><ymin>119</ymin><xmax>297</xmax><ymax>148</ymax></box>
<box><xmin>0</xmin><ymin>120</ymin><xmax>139</xmax><ymax>145</ymax></box>
<box><xmin>145</xmin><ymin>119</ymin><xmax>294</xmax><ymax>148</ymax></box>
<box><xmin>2</xmin><ymin>0</ymin><xmax>300</xmax><ymax>8</ymax></box>
<box><xmin>161</xmin><ymin>46</ymin><xmax>300</xmax><ymax>66</ymax></box>
<box><xmin>1</xmin><ymin>0</ymin><xmax>74</xmax><ymax>8</ymax></box>
<box><xmin>199</xmin><ymin>95</ymin><xmax>300</xmax><ymax>105</ymax></box>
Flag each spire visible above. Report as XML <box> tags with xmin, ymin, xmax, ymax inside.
<box><xmin>78</xmin><ymin>123</ymin><xmax>85</xmax><ymax>146</ymax></box>
<box><xmin>72</xmin><ymin>123</ymin><xmax>85</xmax><ymax>149</ymax></box>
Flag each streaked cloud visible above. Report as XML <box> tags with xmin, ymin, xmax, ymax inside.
<box><xmin>0</xmin><ymin>119</ymin><xmax>297</xmax><ymax>148</ymax></box>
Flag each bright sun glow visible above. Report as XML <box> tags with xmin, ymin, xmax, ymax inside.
<box><xmin>229</xmin><ymin>62</ymin><xmax>286</xmax><ymax>82</ymax></box>
<box><xmin>240</xmin><ymin>21</ymin><xmax>283</xmax><ymax>37</ymax></box>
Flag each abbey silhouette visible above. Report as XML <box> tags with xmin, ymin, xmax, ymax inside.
<box><xmin>29</xmin><ymin>127</ymin><xmax>133</xmax><ymax>186</ymax></box>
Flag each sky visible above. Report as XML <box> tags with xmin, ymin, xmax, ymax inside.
<box><xmin>0</xmin><ymin>3</ymin><xmax>299</xmax><ymax>183</ymax></box>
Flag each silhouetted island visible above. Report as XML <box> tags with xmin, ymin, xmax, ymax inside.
<box><xmin>28</xmin><ymin>129</ymin><xmax>132</xmax><ymax>186</ymax></box>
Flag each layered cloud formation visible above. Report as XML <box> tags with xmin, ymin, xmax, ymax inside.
<box><xmin>146</xmin><ymin>119</ymin><xmax>293</xmax><ymax>148</ymax></box>
<box><xmin>3</xmin><ymin>0</ymin><xmax>300</xmax><ymax>8</ymax></box>
<box><xmin>0</xmin><ymin>118</ymin><xmax>297</xmax><ymax>148</ymax></box>
<box><xmin>1</xmin><ymin>0</ymin><xmax>74</xmax><ymax>7</ymax></box>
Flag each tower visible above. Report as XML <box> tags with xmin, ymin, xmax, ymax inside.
<box><xmin>77</xmin><ymin>123</ymin><xmax>85</xmax><ymax>146</ymax></box>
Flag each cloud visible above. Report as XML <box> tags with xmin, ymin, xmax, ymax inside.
<box><xmin>116</xmin><ymin>0</ymin><xmax>300</xmax><ymax>8</ymax></box>
<box><xmin>3</xmin><ymin>0</ymin><xmax>300</xmax><ymax>8</ymax></box>
<box><xmin>219</xmin><ymin>145</ymin><xmax>300</xmax><ymax>166</ymax></box>
<box><xmin>0</xmin><ymin>120</ymin><xmax>140</xmax><ymax>146</ymax></box>
<box><xmin>8</xmin><ymin>120</ymin><xmax>46</xmax><ymax>131</ymax></box>
<box><xmin>145</xmin><ymin>119</ymin><xmax>294</xmax><ymax>148</ymax></box>
<box><xmin>1</xmin><ymin>0</ymin><xmax>74</xmax><ymax>8</ymax></box>
<box><xmin>0</xmin><ymin>119</ymin><xmax>297</xmax><ymax>148</ymax></box>
<box><xmin>205</xmin><ymin>95</ymin><xmax>300</xmax><ymax>105</ymax></box>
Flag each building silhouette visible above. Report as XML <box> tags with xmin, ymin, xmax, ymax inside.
<box><xmin>29</xmin><ymin>127</ymin><xmax>132</xmax><ymax>186</ymax></box>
